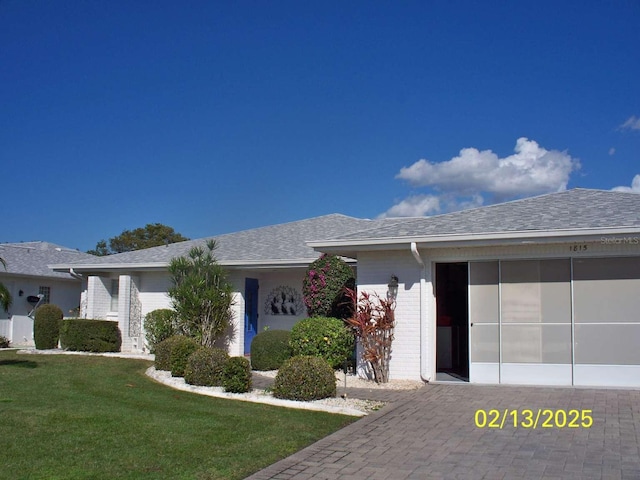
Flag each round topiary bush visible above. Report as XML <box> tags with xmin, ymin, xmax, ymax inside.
<box><xmin>250</xmin><ymin>329</ymin><xmax>292</xmax><ymax>371</ymax></box>
<box><xmin>0</xmin><ymin>335</ymin><xmax>10</xmax><ymax>348</ymax></box>
<box><xmin>144</xmin><ymin>309</ymin><xmax>178</xmax><ymax>353</ymax></box>
<box><xmin>302</xmin><ymin>254</ymin><xmax>355</xmax><ymax>318</ymax></box>
<box><xmin>34</xmin><ymin>304</ymin><xmax>64</xmax><ymax>350</ymax></box>
<box><xmin>289</xmin><ymin>317</ymin><xmax>355</xmax><ymax>369</ymax></box>
<box><xmin>184</xmin><ymin>347</ymin><xmax>230</xmax><ymax>386</ymax></box>
<box><xmin>170</xmin><ymin>336</ymin><xmax>201</xmax><ymax>377</ymax></box>
<box><xmin>154</xmin><ymin>335</ymin><xmax>185</xmax><ymax>371</ymax></box>
<box><xmin>223</xmin><ymin>356</ymin><xmax>252</xmax><ymax>393</ymax></box>
<box><xmin>272</xmin><ymin>355</ymin><xmax>336</xmax><ymax>401</ymax></box>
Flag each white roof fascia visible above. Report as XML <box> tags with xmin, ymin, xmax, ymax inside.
<box><xmin>308</xmin><ymin>226</ymin><xmax>640</xmax><ymax>251</ymax></box>
<box><xmin>50</xmin><ymin>257</ymin><xmax>356</xmax><ymax>274</ymax></box>
<box><xmin>49</xmin><ymin>262</ymin><xmax>170</xmax><ymax>273</ymax></box>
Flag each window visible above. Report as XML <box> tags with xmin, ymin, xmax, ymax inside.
<box><xmin>110</xmin><ymin>279</ymin><xmax>119</xmax><ymax>312</ymax></box>
<box><xmin>38</xmin><ymin>286</ymin><xmax>51</xmax><ymax>304</ymax></box>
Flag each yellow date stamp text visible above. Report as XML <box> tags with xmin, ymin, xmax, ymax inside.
<box><xmin>474</xmin><ymin>409</ymin><xmax>593</xmax><ymax>429</ymax></box>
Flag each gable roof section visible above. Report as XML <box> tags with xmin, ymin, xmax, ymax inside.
<box><xmin>51</xmin><ymin>214</ymin><xmax>374</xmax><ymax>273</ymax></box>
<box><xmin>309</xmin><ymin>189</ymin><xmax>640</xmax><ymax>252</ymax></box>
<box><xmin>0</xmin><ymin>242</ymin><xmax>95</xmax><ymax>280</ymax></box>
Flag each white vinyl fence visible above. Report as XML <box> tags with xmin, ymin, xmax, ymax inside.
<box><xmin>0</xmin><ymin>315</ymin><xmax>34</xmax><ymax>347</ymax></box>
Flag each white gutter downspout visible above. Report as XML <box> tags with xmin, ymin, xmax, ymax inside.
<box><xmin>69</xmin><ymin>268</ymin><xmax>83</xmax><ymax>280</ymax></box>
<box><xmin>410</xmin><ymin>242</ymin><xmax>431</xmax><ymax>383</ymax></box>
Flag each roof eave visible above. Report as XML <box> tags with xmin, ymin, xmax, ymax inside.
<box><xmin>309</xmin><ymin>226</ymin><xmax>640</xmax><ymax>252</ymax></box>
<box><xmin>50</xmin><ymin>257</ymin><xmax>356</xmax><ymax>274</ymax></box>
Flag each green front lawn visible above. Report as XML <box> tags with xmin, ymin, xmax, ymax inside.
<box><xmin>0</xmin><ymin>350</ymin><xmax>356</xmax><ymax>479</ymax></box>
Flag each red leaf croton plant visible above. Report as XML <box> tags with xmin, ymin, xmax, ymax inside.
<box><xmin>344</xmin><ymin>288</ymin><xmax>395</xmax><ymax>384</ymax></box>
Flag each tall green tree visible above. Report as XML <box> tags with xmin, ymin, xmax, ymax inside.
<box><xmin>0</xmin><ymin>256</ymin><xmax>12</xmax><ymax>312</ymax></box>
<box><xmin>168</xmin><ymin>240</ymin><xmax>234</xmax><ymax>347</ymax></box>
<box><xmin>88</xmin><ymin>223</ymin><xmax>189</xmax><ymax>256</ymax></box>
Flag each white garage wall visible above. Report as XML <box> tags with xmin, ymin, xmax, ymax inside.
<box><xmin>356</xmin><ymin>251</ymin><xmax>424</xmax><ymax>381</ymax></box>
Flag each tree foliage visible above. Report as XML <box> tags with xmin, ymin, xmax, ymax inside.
<box><xmin>168</xmin><ymin>240</ymin><xmax>234</xmax><ymax>347</ymax></box>
<box><xmin>88</xmin><ymin>223</ymin><xmax>189</xmax><ymax>256</ymax></box>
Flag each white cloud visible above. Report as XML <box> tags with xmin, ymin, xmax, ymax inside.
<box><xmin>612</xmin><ymin>174</ymin><xmax>640</xmax><ymax>193</ymax></box>
<box><xmin>619</xmin><ymin>116</ymin><xmax>640</xmax><ymax>131</ymax></box>
<box><xmin>396</xmin><ymin>137</ymin><xmax>580</xmax><ymax>198</ymax></box>
<box><xmin>380</xmin><ymin>193</ymin><xmax>485</xmax><ymax>218</ymax></box>
<box><xmin>378</xmin><ymin>195</ymin><xmax>440</xmax><ymax>218</ymax></box>
<box><xmin>609</xmin><ymin>147</ymin><xmax>616</xmax><ymax>156</ymax></box>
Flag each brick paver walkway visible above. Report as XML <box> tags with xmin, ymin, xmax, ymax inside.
<box><xmin>245</xmin><ymin>382</ymin><xmax>640</xmax><ymax>480</ymax></box>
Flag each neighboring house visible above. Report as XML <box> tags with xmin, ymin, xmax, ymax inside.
<box><xmin>0</xmin><ymin>242</ymin><xmax>93</xmax><ymax>346</ymax></box>
<box><xmin>309</xmin><ymin>189</ymin><xmax>640</xmax><ymax>388</ymax></box>
<box><xmin>50</xmin><ymin>215</ymin><xmax>374</xmax><ymax>355</ymax></box>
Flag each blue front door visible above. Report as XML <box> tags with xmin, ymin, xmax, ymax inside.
<box><xmin>244</xmin><ymin>278</ymin><xmax>259</xmax><ymax>354</ymax></box>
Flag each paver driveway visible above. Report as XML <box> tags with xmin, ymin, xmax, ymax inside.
<box><xmin>246</xmin><ymin>383</ymin><xmax>640</xmax><ymax>480</ymax></box>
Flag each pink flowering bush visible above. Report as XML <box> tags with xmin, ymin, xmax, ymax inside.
<box><xmin>302</xmin><ymin>254</ymin><xmax>355</xmax><ymax>318</ymax></box>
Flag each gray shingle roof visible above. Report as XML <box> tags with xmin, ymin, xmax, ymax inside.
<box><xmin>0</xmin><ymin>242</ymin><xmax>96</xmax><ymax>279</ymax></box>
<box><xmin>317</xmin><ymin>189</ymin><xmax>640</xmax><ymax>243</ymax></box>
<box><xmin>53</xmin><ymin>214</ymin><xmax>374</xmax><ymax>270</ymax></box>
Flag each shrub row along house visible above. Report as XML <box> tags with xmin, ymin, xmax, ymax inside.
<box><xmin>52</xmin><ymin>189</ymin><xmax>640</xmax><ymax>388</ymax></box>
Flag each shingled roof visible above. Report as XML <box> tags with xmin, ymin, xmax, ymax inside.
<box><xmin>0</xmin><ymin>242</ymin><xmax>95</xmax><ymax>280</ymax></box>
<box><xmin>309</xmin><ymin>189</ymin><xmax>640</xmax><ymax>250</ymax></box>
<box><xmin>51</xmin><ymin>214</ymin><xmax>375</xmax><ymax>272</ymax></box>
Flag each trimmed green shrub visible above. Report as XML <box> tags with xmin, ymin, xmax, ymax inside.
<box><xmin>184</xmin><ymin>347</ymin><xmax>229</xmax><ymax>386</ymax></box>
<box><xmin>302</xmin><ymin>254</ymin><xmax>355</xmax><ymax>318</ymax></box>
<box><xmin>289</xmin><ymin>317</ymin><xmax>355</xmax><ymax>369</ymax></box>
<box><xmin>60</xmin><ymin>319</ymin><xmax>122</xmax><ymax>353</ymax></box>
<box><xmin>144</xmin><ymin>309</ymin><xmax>178</xmax><ymax>353</ymax></box>
<box><xmin>34</xmin><ymin>304</ymin><xmax>63</xmax><ymax>350</ymax></box>
<box><xmin>169</xmin><ymin>336</ymin><xmax>200</xmax><ymax>377</ymax></box>
<box><xmin>250</xmin><ymin>329</ymin><xmax>292</xmax><ymax>371</ymax></box>
<box><xmin>272</xmin><ymin>355</ymin><xmax>336</xmax><ymax>401</ymax></box>
<box><xmin>223</xmin><ymin>356</ymin><xmax>252</xmax><ymax>393</ymax></box>
<box><xmin>154</xmin><ymin>335</ymin><xmax>185</xmax><ymax>371</ymax></box>
<box><xmin>0</xmin><ymin>335</ymin><xmax>10</xmax><ymax>348</ymax></box>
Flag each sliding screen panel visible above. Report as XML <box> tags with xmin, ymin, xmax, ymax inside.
<box><xmin>500</xmin><ymin>259</ymin><xmax>571</xmax><ymax>363</ymax></box>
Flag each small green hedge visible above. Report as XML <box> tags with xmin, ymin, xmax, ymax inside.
<box><xmin>184</xmin><ymin>347</ymin><xmax>229</xmax><ymax>386</ymax></box>
<box><xmin>223</xmin><ymin>356</ymin><xmax>252</xmax><ymax>393</ymax></box>
<box><xmin>272</xmin><ymin>355</ymin><xmax>336</xmax><ymax>401</ymax></box>
<box><xmin>60</xmin><ymin>319</ymin><xmax>122</xmax><ymax>353</ymax></box>
<box><xmin>154</xmin><ymin>335</ymin><xmax>185</xmax><ymax>371</ymax></box>
<box><xmin>250</xmin><ymin>329</ymin><xmax>292</xmax><ymax>371</ymax></box>
<box><xmin>289</xmin><ymin>317</ymin><xmax>354</xmax><ymax>369</ymax></box>
<box><xmin>34</xmin><ymin>304</ymin><xmax>63</xmax><ymax>350</ymax></box>
<box><xmin>169</xmin><ymin>336</ymin><xmax>200</xmax><ymax>377</ymax></box>
<box><xmin>144</xmin><ymin>309</ymin><xmax>178</xmax><ymax>353</ymax></box>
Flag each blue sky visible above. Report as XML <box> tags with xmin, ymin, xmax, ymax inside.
<box><xmin>2</xmin><ymin>1</ymin><xmax>639</xmax><ymax>252</ymax></box>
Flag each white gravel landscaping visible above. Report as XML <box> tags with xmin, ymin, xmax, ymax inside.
<box><xmin>256</xmin><ymin>369</ymin><xmax>424</xmax><ymax>390</ymax></box>
<box><xmin>146</xmin><ymin>366</ymin><xmax>378</xmax><ymax>416</ymax></box>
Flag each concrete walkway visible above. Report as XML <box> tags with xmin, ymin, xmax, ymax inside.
<box><xmin>245</xmin><ymin>383</ymin><xmax>640</xmax><ymax>480</ymax></box>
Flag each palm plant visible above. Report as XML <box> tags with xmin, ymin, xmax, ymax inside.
<box><xmin>0</xmin><ymin>256</ymin><xmax>12</xmax><ymax>312</ymax></box>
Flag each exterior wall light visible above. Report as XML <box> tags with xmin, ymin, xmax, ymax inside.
<box><xmin>387</xmin><ymin>275</ymin><xmax>399</xmax><ymax>300</ymax></box>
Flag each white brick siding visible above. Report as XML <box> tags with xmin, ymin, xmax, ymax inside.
<box><xmin>356</xmin><ymin>250</ymin><xmax>425</xmax><ymax>381</ymax></box>
<box><xmin>86</xmin><ymin>275</ymin><xmax>111</xmax><ymax>320</ymax></box>
<box><xmin>137</xmin><ymin>272</ymin><xmax>172</xmax><ymax>316</ymax></box>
